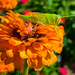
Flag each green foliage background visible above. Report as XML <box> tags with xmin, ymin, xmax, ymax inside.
<box><xmin>0</xmin><ymin>0</ymin><xmax>75</xmax><ymax>75</ymax></box>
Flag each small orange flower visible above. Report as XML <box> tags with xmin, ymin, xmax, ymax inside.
<box><xmin>0</xmin><ymin>0</ymin><xmax>18</xmax><ymax>10</ymax></box>
<box><xmin>0</xmin><ymin>52</ymin><xmax>15</xmax><ymax>73</ymax></box>
<box><xmin>0</xmin><ymin>10</ymin><xmax>65</xmax><ymax>71</ymax></box>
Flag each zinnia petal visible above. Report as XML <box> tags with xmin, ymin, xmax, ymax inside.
<box><xmin>13</xmin><ymin>53</ymin><xmax>24</xmax><ymax>69</ymax></box>
<box><xmin>1</xmin><ymin>50</ymin><xmax>6</xmax><ymax>61</ymax></box>
<box><xmin>42</xmin><ymin>51</ymin><xmax>57</xmax><ymax>66</ymax></box>
<box><xmin>27</xmin><ymin>46</ymin><xmax>37</xmax><ymax>58</ymax></box>
<box><xmin>0</xmin><ymin>16</ymin><xmax>9</xmax><ymax>23</ymax></box>
<box><xmin>6</xmin><ymin>49</ymin><xmax>13</xmax><ymax>58</ymax></box>
<box><xmin>33</xmin><ymin>42</ymin><xmax>43</xmax><ymax>51</ymax></box>
<box><xmin>9</xmin><ymin>38</ymin><xmax>22</xmax><ymax>46</ymax></box>
<box><xmin>37</xmin><ymin>48</ymin><xmax>47</xmax><ymax>58</ymax></box>
<box><xmin>0</xmin><ymin>0</ymin><xmax>18</xmax><ymax>10</ymax></box>
<box><xmin>20</xmin><ymin>50</ymin><xmax>28</xmax><ymax>59</ymax></box>
<box><xmin>27</xmin><ymin>56</ymin><xmax>43</xmax><ymax>71</ymax></box>
<box><xmin>0</xmin><ymin>41</ymin><xmax>9</xmax><ymax>52</ymax></box>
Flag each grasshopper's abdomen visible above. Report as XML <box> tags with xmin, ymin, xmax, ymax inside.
<box><xmin>19</xmin><ymin>15</ymin><xmax>39</xmax><ymax>23</ymax></box>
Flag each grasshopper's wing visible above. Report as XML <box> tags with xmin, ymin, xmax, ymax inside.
<box><xmin>19</xmin><ymin>15</ymin><xmax>39</xmax><ymax>23</ymax></box>
<box><xmin>34</xmin><ymin>12</ymin><xmax>49</xmax><ymax>25</ymax></box>
<box><xmin>45</xmin><ymin>13</ymin><xmax>61</xmax><ymax>25</ymax></box>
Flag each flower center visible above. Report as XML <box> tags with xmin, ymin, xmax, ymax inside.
<box><xmin>12</xmin><ymin>28</ymin><xmax>45</xmax><ymax>42</ymax></box>
<box><xmin>13</xmin><ymin>28</ymin><xmax>21</xmax><ymax>39</ymax></box>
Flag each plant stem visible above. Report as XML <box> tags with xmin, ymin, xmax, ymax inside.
<box><xmin>23</xmin><ymin>59</ymin><xmax>29</xmax><ymax>75</ymax></box>
<box><xmin>65</xmin><ymin>0</ymin><xmax>70</xmax><ymax>15</ymax></box>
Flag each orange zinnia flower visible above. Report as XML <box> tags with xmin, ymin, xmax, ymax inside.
<box><xmin>0</xmin><ymin>0</ymin><xmax>18</xmax><ymax>10</ymax></box>
<box><xmin>0</xmin><ymin>52</ymin><xmax>15</xmax><ymax>73</ymax></box>
<box><xmin>0</xmin><ymin>10</ymin><xmax>65</xmax><ymax>71</ymax></box>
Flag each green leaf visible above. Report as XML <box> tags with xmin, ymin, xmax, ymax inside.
<box><xmin>48</xmin><ymin>0</ymin><xmax>53</xmax><ymax>6</ymax></box>
<box><xmin>71</xmin><ymin>1</ymin><xmax>75</xmax><ymax>6</ymax></box>
<box><xmin>72</xmin><ymin>23</ymin><xmax>75</xmax><ymax>28</ymax></box>
<box><xmin>51</xmin><ymin>71</ymin><xmax>58</xmax><ymax>75</ymax></box>
<box><xmin>70</xmin><ymin>10</ymin><xmax>75</xmax><ymax>15</ymax></box>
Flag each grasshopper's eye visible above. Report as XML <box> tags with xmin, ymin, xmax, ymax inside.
<box><xmin>57</xmin><ymin>16</ymin><xmax>59</xmax><ymax>19</ymax></box>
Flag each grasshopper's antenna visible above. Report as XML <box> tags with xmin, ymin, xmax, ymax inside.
<box><xmin>62</xmin><ymin>15</ymin><xmax>75</xmax><ymax>18</ymax></box>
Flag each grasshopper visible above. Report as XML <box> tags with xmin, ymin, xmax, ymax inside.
<box><xmin>19</xmin><ymin>12</ymin><xmax>61</xmax><ymax>26</ymax></box>
<box><xmin>19</xmin><ymin>12</ymin><xmax>62</xmax><ymax>38</ymax></box>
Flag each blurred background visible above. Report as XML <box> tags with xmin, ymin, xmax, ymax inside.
<box><xmin>0</xmin><ymin>0</ymin><xmax>75</xmax><ymax>75</ymax></box>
